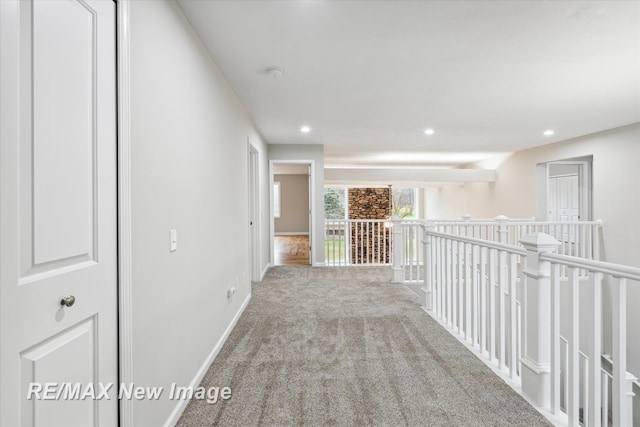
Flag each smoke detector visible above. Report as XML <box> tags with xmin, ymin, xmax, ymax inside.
<box><xmin>265</xmin><ymin>67</ymin><xmax>284</xmax><ymax>78</ymax></box>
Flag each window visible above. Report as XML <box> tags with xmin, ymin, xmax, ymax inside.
<box><xmin>324</xmin><ymin>187</ymin><xmax>347</xmax><ymax>219</ymax></box>
<box><xmin>392</xmin><ymin>187</ymin><xmax>418</xmax><ymax>219</ymax></box>
<box><xmin>273</xmin><ymin>182</ymin><xmax>281</xmax><ymax>218</ymax></box>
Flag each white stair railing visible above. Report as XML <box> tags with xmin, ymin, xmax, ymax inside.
<box><xmin>538</xmin><ymin>251</ymin><xmax>640</xmax><ymax>426</ymax></box>
<box><xmin>434</xmin><ymin>216</ymin><xmax>603</xmax><ymax>260</ymax></box>
<box><xmin>412</xmin><ymin>225</ymin><xmax>639</xmax><ymax>427</ymax></box>
<box><xmin>423</xmin><ymin>228</ymin><xmax>526</xmax><ymax>380</ymax></box>
<box><xmin>401</xmin><ymin>220</ymin><xmax>424</xmax><ymax>283</ymax></box>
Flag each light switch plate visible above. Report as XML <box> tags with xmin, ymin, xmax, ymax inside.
<box><xmin>170</xmin><ymin>229</ymin><xmax>177</xmax><ymax>252</ymax></box>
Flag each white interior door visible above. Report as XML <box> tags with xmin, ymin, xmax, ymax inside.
<box><xmin>556</xmin><ymin>175</ymin><xmax>580</xmax><ymax>222</ymax></box>
<box><xmin>548</xmin><ymin>173</ymin><xmax>580</xmax><ymax>243</ymax></box>
<box><xmin>547</xmin><ymin>177</ymin><xmax>558</xmax><ymax>222</ymax></box>
<box><xmin>0</xmin><ymin>1</ymin><xmax>118</xmax><ymax>425</ymax></box>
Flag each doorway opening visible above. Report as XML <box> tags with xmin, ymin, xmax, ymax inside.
<box><xmin>270</xmin><ymin>161</ymin><xmax>314</xmax><ymax>266</ymax></box>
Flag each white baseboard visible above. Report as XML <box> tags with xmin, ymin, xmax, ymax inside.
<box><xmin>163</xmin><ymin>292</ymin><xmax>251</xmax><ymax>427</ymax></box>
<box><xmin>260</xmin><ymin>263</ymin><xmax>271</xmax><ymax>281</ymax></box>
<box><xmin>274</xmin><ymin>232</ymin><xmax>309</xmax><ymax>236</ymax></box>
<box><xmin>313</xmin><ymin>262</ymin><xmax>326</xmax><ymax>267</ymax></box>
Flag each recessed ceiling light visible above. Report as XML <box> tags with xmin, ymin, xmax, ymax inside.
<box><xmin>543</xmin><ymin>129</ymin><xmax>554</xmax><ymax>136</ymax></box>
<box><xmin>424</xmin><ymin>128</ymin><xmax>435</xmax><ymax>135</ymax></box>
<box><xmin>300</xmin><ymin>125</ymin><xmax>311</xmax><ymax>133</ymax></box>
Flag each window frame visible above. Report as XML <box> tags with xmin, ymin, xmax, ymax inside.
<box><xmin>273</xmin><ymin>181</ymin><xmax>281</xmax><ymax>218</ymax></box>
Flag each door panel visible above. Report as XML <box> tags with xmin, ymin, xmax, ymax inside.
<box><xmin>1</xmin><ymin>1</ymin><xmax>118</xmax><ymax>425</ymax></box>
<box><xmin>32</xmin><ymin>0</ymin><xmax>95</xmax><ymax>265</ymax></box>
<box><xmin>548</xmin><ymin>173</ymin><xmax>580</xmax><ymax>244</ymax></box>
<box><xmin>547</xmin><ymin>176</ymin><xmax>557</xmax><ymax>221</ymax></box>
<box><xmin>21</xmin><ymin>318</ymin><xmax>97</xmax><ymax>426</ymax></box>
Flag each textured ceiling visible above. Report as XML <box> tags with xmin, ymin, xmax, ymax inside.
<box><xmin>178</xmin><ymin>0</ymin><xmax>640</xmax><ymax>167</ymax></box>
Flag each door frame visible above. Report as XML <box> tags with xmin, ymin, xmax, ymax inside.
<box><xmin>545</xmin><ymin>160</ymin><xmax>592</xmax><ymax>221</ymax></box>
<box><xmin>116</xmin><ymin>1</ymin><xmax>134</xmax><ymax>426</ymax></box>
<box><xmin>247</xmin><ymin>141</ymin><xmax>261</xmax><ymax>281</ymax></box>
<box><xmin>536</xmin><ymin>158</ymin><xmax>592</xmax><ymax>222</ymax></box>
<box><xmin>269</xmin><ymin>160</ymin><xmax>315</xmax><ymax>266</ymax></box>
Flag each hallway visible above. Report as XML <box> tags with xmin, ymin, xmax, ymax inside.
<box><xmin>177</xmin><ymin>266</ymin><xmax>550</xmax><ymax>426</ymax></box>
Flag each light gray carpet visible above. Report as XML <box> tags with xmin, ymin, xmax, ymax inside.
<box><xmin>177</xmin><ymin>266</ymin><xmax>550</xmax><ymax>426</ymax></box>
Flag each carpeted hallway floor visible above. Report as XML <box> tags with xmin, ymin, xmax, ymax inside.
<box><xmin>177</xmin><ymin>266</ymin><xmax>550</xmax><ymax>426</ymax></box>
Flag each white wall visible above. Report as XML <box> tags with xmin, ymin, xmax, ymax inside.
<box><xmin>438</xmin><ymin>123</ymin><xmax>640</xmax><ymax>267</ymax></box>
<box><xmin>274</xmin><ymin>174</ymin><xmax>310</xmax><ymax>234</ymax></box>
<box><xmin>130</xmin><ymin>1</ymin><xmax>269</xmax><ymax>425</ymax></box>
<box><xmin>434</xmin><ymin>123</ymin><xmax>640</xmax><ymax>387</ymax></box>
<box><xmin>269</xmin><ymin>144</ymin><xmax>325</xmax><ymax>265</ymax></box>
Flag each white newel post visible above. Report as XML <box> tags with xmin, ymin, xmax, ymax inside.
<box><xmin>422</xmin><ymin>221</ymin><xmax>435</xmax><ymax>311</ymax></box>
<box><xmin>494</xmin><ymin>215</ymin><xmax>509</xmax><ymax>244</ymax></box>
<box><xmin>391</xmin><ymin>216</ymin><xmax>404</xmax><ymax>283</ymax></box>
<box><xmin>461</xmin><ymin>214</ymin><xmax>471</xmax><ymax>236</ymax></box>
<box><xmin>519</xmin><ymin>233</ymin><xmax>561</xmax><ymax>409</ymax></box>
<box><xmin>626</xmin><ymin>371</ymin><xmax>638</xmax><ymax>425</ymax></box>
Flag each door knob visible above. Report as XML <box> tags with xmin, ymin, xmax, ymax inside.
<box><xmin>60</xmin><ymin>295</ymin><xmax>76</xmax><ymax>307</ymax></box>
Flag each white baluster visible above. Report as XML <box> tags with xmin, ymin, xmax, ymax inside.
<box><xmin>473</xmin><ymin>245</ymin><xmax>479</xmax><ymax>347</ymax></box>
<box><xmin>602</xmin><ymin>371</ymin><xmax>609</xmax><ymax>427</ymax></box>
<box><xmin>589</xmin><ymin>272</ymin><xmax>603</xmax><ymax>427</ymax></box>
<box><xmin>458</xmin><ymin>241</ymin><xmax>464</xmax><ymax>334</ymax></box>
<box><xmin>568</xmin><ymin>267</ymin><xmax>579</xmax><ymax>426</ymax></box>
<box><xmin>438</xmin><ymin>237</ymin><xmax>444</xmax><ymax>316</ymax></box>
<box><xmin>489</xmin><ymin>248</ymin><xmax>496</xmax><ymax>362</ymax></box>
<box><xmin>613</xmin><ymin>277</ymin><xmax>628</xmax><ymax>427</ymax></box>
<box><xmin>446</xmin><ymin>238</ymin><xmax>452</xmax><ymax>326</ymax></box>
<box><xmin>550</xmin><ymin>263</ymin><xmax>561</xmax><ymax>414</ymax></box>
<box><xmin>465</xmin><ymin>243</ymin><xmax>472</xmax><ymax>343</ymax></box>
<box><xmin>452</xmin><ymin>239</ymin><xmax>458</xmax><ymax>331</ymax></box>
<box><xmin>422</xmin><ymin>223</ymin><xmax>434</xmax><ymax>311</ymax></box>
<box><xmin>480</xmin><ymin>247</ymin><xmax>487</xmax><ymax>355</ymax></box>
<box><xmin>499</xmin><ymin>249</ymin><xmax>506</xmax><ymax>370</ymax></box>
<box><xmin>509</xmin><ymin>253</ymin><xmax>518</xmax><ymax>379</ymax></box>
<box><xmin>390</xmin><ymin>217</ymin><xmax>403</xmax><ymax>283</ymax></box>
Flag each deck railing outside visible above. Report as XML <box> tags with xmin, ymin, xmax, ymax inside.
<box><xmin>325</xmin><ymin>219</ymin><xmax>392</xmax><ymax>266</ymax></box>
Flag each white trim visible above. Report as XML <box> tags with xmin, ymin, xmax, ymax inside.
<box><xmin>520</xmin><ymin>356</ymin><xmax>551</xmax><ymax>375</ymax></box>
<box><xmin>116</xmin><ymin>1</ymin><xmax>133</xmax><ymax>426</ymax></box>
<box><xmin>163</xmin><ymin>293</ymin><xmax>252</xmax><ymax>427</ymax></box>
<box><xmin>273</xmin><ymin>180</ymin><xmax>281</xmax><ymax>218</ymax></box>
<box><xmin>270</xmin><ymin>160</ymin><xmax>316</xmax><ymax>266</ymax></box>
<box><xmin>313</xmin><ymin>262</ymin><xmax>327</xmax><ymax>267</ymax></box>
<box><xmin>275</xmin><ymin>232</ymin><xmax>310</xmax><ymax>236</ymax></box>
<box><xmin>260</xmin><ymin>263</ymin><xmax>271</xmax><ymax>281</ymax></box>
<box><xmin>247</xmin><ymin>141</ymin><xmax>261</xmax><ymax>282</ymax></box>
<box><xmin>544</xmin><ymin>159</ymin><xmax>592</xmax><ymax>221</ymax></box>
